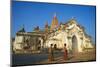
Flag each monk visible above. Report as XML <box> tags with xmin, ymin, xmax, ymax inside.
<box><xmin>48</xmin><ymin>44</ymin><xmax>54</xmax><ymax>61</ymax></box>
<box><xmin>63</xmin><ymin>43</ymin><xmax>68</xmax><ymax>60</ymax></box>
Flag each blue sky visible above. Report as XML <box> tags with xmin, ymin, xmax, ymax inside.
<box><xmin>11</xmin><ymin>1</ymin><xmax>96</xmax><ymax>43</ymax></box>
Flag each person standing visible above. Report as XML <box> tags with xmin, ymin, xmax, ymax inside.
<box><xmin>48</xmin><ymin>44</ymin><xmax>54</xmax><ymax>61</ymax></box>
<box><xmin>63</xmin><ymin>43</ymin><xmax>68</xmax><ymax>61</ymax></box>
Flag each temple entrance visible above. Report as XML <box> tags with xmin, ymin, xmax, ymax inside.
<box><xmin>37</xmin><ymin>40</ymin><xmax>41</xmax><ymax>50</ymax></box>
<box><xmin>72</xmin><ymin>35</ymin><xmax>78</xmax><ymax>54</ymax></box>
<box><xmin>54</xmin><ymin>44</ymin><xmax>57</xmax><ymax>49</ymax></box>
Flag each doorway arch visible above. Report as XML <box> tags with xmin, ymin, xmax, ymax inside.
<box><xmin>72</xmin><ymin>35</ymin><xmax>78</xmax><ymax>53</ymax></box>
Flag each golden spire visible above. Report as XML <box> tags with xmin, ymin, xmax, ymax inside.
<box><xmin>50</xmin><ymin>13</ymin><xmax>58</xmax><ymax>31</ymax></box>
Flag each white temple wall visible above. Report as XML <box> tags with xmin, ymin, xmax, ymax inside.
<box><xmin>13</xmin><ymin>35</ymin><xmax>24</xmax><ymax>50</ymax></box>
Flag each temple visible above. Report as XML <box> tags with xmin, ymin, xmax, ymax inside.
<box><xmin>13</xmin><ymin>14</ymin><xmax>94</xmax><ymax>53</ymax></box>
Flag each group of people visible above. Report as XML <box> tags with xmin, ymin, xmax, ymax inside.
<box><xmin>48</xmin><ymin>43</ymin><xmax>68</xmax><ymax>62</ymax></box>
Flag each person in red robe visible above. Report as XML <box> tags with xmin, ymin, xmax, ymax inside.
<box><xmin>48</xmin><ymin>44</ymin><xmax>54</xmax><ymax>62</ymax></box>
<box><xmin>63</xmin><ymin>43</ymin><xmax>68</xmax><ymax>61</ymax></box>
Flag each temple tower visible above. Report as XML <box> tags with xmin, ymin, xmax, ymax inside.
<box><xmin>50</xmin><ymin>13</ymin><xmax>58</xmax><ymax>31</ymax></box>
<box><xmin>45</xmin><ymin>22</ymin><xmax>49</xmax><ymax>33</ymax></box>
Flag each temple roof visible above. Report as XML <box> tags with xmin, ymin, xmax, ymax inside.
<box><xmin>67</xmin><ymin>18</ymin><xmax>77</xmax><ymax>25</ymax></box>
<box><xmin>18</xmin><ymin>25</ymin><xmax>25</xmax><ymax>32</ymax></box>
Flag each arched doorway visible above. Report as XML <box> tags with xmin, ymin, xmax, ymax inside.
<box><xmin>37</xmin><ymin>40</ymin><xmax>41</xmax><ymax>50</ymax></box>
<box><xmin>38</xmin><ymin>37</ymin><xmax>44</xmax><ymax>50</ymax></box>
<box><xmin>54</xmin><ymin>44</ymin><xmax>57</xmax><ymax>49</ymax></box>
<box><xmin>72</xmin><ymin>35</ymin><xmax>78</xmax><ymax>54</ymax></box>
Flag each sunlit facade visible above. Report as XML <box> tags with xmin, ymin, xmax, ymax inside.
<box><xmin>13</xmin><ymin>14</ymin><xmax>93</xmax><ymax>53</ymax></box>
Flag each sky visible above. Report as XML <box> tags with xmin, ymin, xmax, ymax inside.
<box><xmin>11</xmin><ymin>1</ymin><xmax>96</xmax><ymax>43</ymax></box>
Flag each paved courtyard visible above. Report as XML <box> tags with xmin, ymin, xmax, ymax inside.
<box><xmin>12</xmin><ymin>48</ymin><xmax>96</xmax><ymax>66</ymax></box>
<box><xmin>38</xmin><ymin>49</ymin><xmax>96</xmax><ymax>64</ymax></box>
